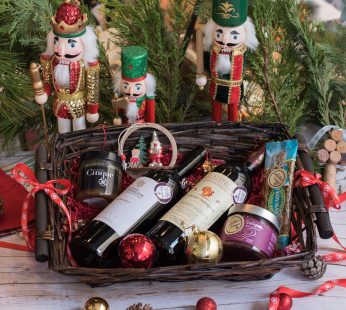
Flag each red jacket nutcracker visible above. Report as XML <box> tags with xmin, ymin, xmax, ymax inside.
<box><xmin>33</xmin><ymin>0</ymin><xmax>100</xmax><ymax>134</ymax></box>
<box><xmin>114</xmin><ymin>46</ymin><xmax>156</xmax><ymax>124</ymax></box>
<box><xmin>196</xmin><ymin>0</ymin><xmax>259</xmax><ymax>123</ymax></box>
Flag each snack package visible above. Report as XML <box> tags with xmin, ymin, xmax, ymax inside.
<box><xmin>262</xmin><ymin>139</ymin><xmax>298</xmax><ymax>249</ymax></box>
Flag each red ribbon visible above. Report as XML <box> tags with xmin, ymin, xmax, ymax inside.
<box><xmin>11</xmin><ymin>163</ymin><xmax>77</xmax><ymax>266</ymax></box>
<box><xmin>294</xmin><ymin>169</ymin><xmax>341</xmax><ymax>209</ymax></box>
<box><xmin>269</xmin><ymin>279</ymin><xmax>346</xmax><ymax>310</ymax></box>
<box><xmin>268</xmin><ymin>170</ymin><xmax>346</xmax><ymax>309</ymax></box>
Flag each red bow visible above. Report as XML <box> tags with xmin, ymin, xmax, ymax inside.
<box><xmin>294</xmin><ymin>169</ymin><xmax>341</xmax><ymax>210</ymax></box>
<box><xmin>11</xmin><ymin>163</ymin><xmax>77</xmax><ymax>267</ymax></box>
<box><xmin>268</xmin><ymin>169</ymin><xmax>346</xmax><ymax>309</ymax></box>
<box><xmin>269</xmin><ymin>279</ymin><xmax>346</xmax><ymax>310</ymax></box>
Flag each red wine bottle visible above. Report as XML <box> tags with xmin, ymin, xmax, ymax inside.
<box><xmin>147</xmin><ymin>146</ymin><xmax>265</xmax><ymax>265</ymax></box>
<box><xmin>70</xmin><ymin>146</ymin><xmax>207</xmax><ymax>267</ymax></box>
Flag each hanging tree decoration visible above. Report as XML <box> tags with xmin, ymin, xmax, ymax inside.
<box><xmin>135</xmin><ymin>134</ymin><xmax>148</xmax><ymax>166</ymax></box>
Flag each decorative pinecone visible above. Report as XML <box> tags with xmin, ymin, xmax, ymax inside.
<box><xmin>126</xmin><ymin>303</ymin><xmax>153</xmax><ymax>310</ymax></box>
<box><xmin>300</xmin><ymin>256</ymin><xmax>327</xmax><ymax>279</ymax></box>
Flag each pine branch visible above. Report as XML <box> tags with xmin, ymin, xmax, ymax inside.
<box><xmin>262</xmin><ymin>48</ymin><xmax>283</xmax><ymax>123</ymax></box>
<box><xmin>103</xmin><ymin>0</ymin><xmax>199</xmax><ymax>123</ymax></box>
<box><xmin>287</xmin><ymin>3</ymin><xmax>345</xmax><ymax>127</ymax></box>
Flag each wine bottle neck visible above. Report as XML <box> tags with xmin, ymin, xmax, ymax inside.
<box><xmin>244</xmin><ymin>144</ymin><xmax>265</xmax><ymax>172</ymax></box>
<box><xmin>173</xmin><ymin>146</ymin><xmax>207</xmax><ymax>178</ymax></box>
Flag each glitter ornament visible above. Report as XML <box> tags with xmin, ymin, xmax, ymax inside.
<box><xmin>84</xmin><ymin>297</ymin><xmax>110</xmax><ymax>310</ymax></box>
<box><xmin>55</xmin><ymin>2</ymin><xmax>82</xmax><ymax>25</ymax></box>
<box><xmin>196</xmin><ymin>297</ymin><xmax>217</xmax><ymax>310</ymax></box>
<box><xmin>118</xmin><ymin>234</ymin><xmax>156</xmax><ymax>268</ymax></box>
<box><xmin>185</xmin><ymin>228</ymin><xmax>223</xmax><ymax>264</ymax></box>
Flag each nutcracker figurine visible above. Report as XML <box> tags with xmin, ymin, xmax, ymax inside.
<box><xmin>33</xmin><ymin>0</ymin><xmax>100</xmax><ymax>133</ymax></box>
<box><xmin>115</xmin><ymin>46</ymin><xmax>156</xmax><ymax>124</ymax></box>
<box><xmin>196</xmin><ymin>0</ymin><xmax>259</xmax><ymax>123</ymax></box>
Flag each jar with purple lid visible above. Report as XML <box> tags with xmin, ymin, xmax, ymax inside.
<box><xmin>220</xmin><ymin>204</ymin><xmax>280</xmax><ymax>261</ymax></box>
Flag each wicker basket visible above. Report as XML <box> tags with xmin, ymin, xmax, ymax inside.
<box><xmin>50</xmin><ymin>121</ymin><xmax>318</xmax><ymax>286</ymax></box>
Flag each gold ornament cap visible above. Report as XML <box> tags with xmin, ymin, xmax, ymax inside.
<box><xmin>84</xmin><ymin>297</ymin><xmax>110</xmax><ymax>310</ymax></box>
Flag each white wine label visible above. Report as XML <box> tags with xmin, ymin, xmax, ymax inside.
<box><xmin>161</xmin><ymin>172</ymin><xmax>237</xmax><ymax>235</ymax></box>
<box><xmin>94</xmin><ymin>177</ymin><xmax>159</xmax><ymax>236</ymax></box>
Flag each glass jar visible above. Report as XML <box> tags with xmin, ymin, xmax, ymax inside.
<box><xmin>77</xmin><ymin>151</ymin><xmax>122</xmax><ymax>206</ymax></box>
<box><xmin>220</xmin><ymin>204</ymin><xmax>280</xmax><ymax>261</ymax></box>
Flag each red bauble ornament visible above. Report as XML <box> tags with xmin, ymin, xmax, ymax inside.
<box><xmin>118</xmin><ymin>234</ymin><xmax>156</xmax><ymax>269</ymax></box>
<box><xmin>278</xmin><ymin>293</ymin><xmax>293</xmax><ymax>310</ymax></box>
<box><xmin>196</xmin><ymin>297</ymin><xmax>217</xmax><ymax>310</ymax></box>
<box><xmin>55</xmin><ymin>3</ymin><xmax>82</xmax><ymax>25</ymax></box>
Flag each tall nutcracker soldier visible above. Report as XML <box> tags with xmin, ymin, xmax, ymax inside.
<box><xmin>196</xmin><ymin>0</ymin><xmax>259</xmax><ymax>123</ymax></box>
<box><xmin>33</xmin><ymin>0</ymin><xmax>100</xmax><ymax>133</ymax></box>
<box><xmin>115</xmin><ymin>46</ymin><xmax>156</xmax><ymax>124</ymax></box>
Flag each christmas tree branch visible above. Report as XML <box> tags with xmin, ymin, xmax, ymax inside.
<box><xmin>262</xmin><ymin>48</ymin><xmax>283</xmax><ymax>123</ymax></box>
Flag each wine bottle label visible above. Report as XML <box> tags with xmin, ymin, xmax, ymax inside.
<box><xmin>233</xmin><ymin>186</ymin><xmax>247</xmax><ymax>204</ymax></box>
<box><xmin>161</xmin><ymin>172</ymin><xmax>237</xmax><ymax>234</ymax></box>
<box><xmin>94</xmin><ymin>177</ymin><xmax>172</xmax><ymax>236</ymax></box>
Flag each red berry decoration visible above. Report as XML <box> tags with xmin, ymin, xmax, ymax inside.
<box><xmin>278</xmin><ymin>293</ymin><xmax>293</xmax><ymax>310</ymax></box>
<box><xmin>196</xmin><ymin>297</ymin><xmax>217</xmax><ymax>310</ymax></box>
<box><xmin>118</xmin><ymin>234</ymin><xmax>156</xmax><ymax>269</ymax></box>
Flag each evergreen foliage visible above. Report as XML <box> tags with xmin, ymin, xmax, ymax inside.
<box><xmin>102</xmin><ymin>0</ymin><xmax>201</xmax><ymax>123</ymax></box>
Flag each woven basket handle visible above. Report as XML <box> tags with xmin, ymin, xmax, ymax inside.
<box><xmin>118</xmin><ymin>123</ymin><xmax>178</xmax><ymax>172</ymax></box>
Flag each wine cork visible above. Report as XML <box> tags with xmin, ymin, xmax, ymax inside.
<box><xmin>324</xmin><ymin>163</ymin><xmax>337</xmax><ymax>189</ymax></box>
<box><xmin>336</xmin><ymin>141</ymin><xmax>346</xmax><ymax>154</ymax></box>
<box><xmin>330</xmin><ymin>129</ymin><xmax>344</xmax><ymax>142</ymax></box>
<box><xmin>316</xmin><ymin>148</ymin><xmax>329</xmax><ymax>164</ymax></box>
<box><xmin>329</xmin><ymin>150</ymin><xmax>342</xmax><ymax>164</ymax></box>
<box><xmin>323</xmin><ymin>139</ymin><xmax>337</xmax><ymax>152</ymax></box>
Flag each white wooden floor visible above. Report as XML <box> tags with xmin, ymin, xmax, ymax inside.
<box><xmin>0</xmin><ymin>203</ymin><xmax>345</xmax><ymax>310</ymax></box>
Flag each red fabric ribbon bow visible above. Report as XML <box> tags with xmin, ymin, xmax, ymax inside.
<box><xmin>11</xmin><ymin>163</ymin><xmax>77</xmax><ymax>266</ymax></box>
<box><xmin>268</xmin><ymin>169</ymin><xmax>346</xmax><ymax>309</ymax></box>
<box><xmin>294</xmin><ymin>169</ymin><xmax>341</xmax><ymax>210</ymax></box>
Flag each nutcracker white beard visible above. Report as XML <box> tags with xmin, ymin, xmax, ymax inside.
<box><xmin>54</xmin><ymin>63</ymin><xmax>70</xmax><ymax>89</ymax></box>
<box><xmin>126</xmin><ymin>100</ymin><xmax>139</xmax><ymax>123</ymax></box>
<box><xmin>216</xmin><ymin>54</ymin><xmax>231</xmax><ymax>75</ymax></box>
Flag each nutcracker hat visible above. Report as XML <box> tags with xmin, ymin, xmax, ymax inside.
<box><xmin>51</xmin><ymin>0</ymin><xmax>88</xmax><ymax>38</ymax></box>
<box><xmin>212</xmin><ymin>0</ymin><xmax>248</xmax><ymax>27</ymax></box>
<box><xmin>121</xmin><ymin>46</ymin><xmax>148</xmax><ymax>82</ymax></box>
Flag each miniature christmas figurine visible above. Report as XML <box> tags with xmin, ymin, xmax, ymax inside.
<box><xmin>114</xmin><ymin>46</ymin><xmax>156</xmax><ymax>124</ymax></box>
<box><xmin>148</xmin><ymin>131</ymin><xmax>163</xmax><ymax>167</ymax></box>
<box><xmin>196</xmin><ymin>0</ymin><xmax>259</xmax><ymax>123</ymax></box>
<box><xmin>129</xmin><ymin>149</ymin><xmax>142</xmax><ymax>168</ymax></box>
<box><xmin>33</xmin><ymin>0</ymin><xmax>100</xmax><ymax>133</ymax></box>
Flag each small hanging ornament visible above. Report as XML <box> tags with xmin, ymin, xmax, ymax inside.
<box><xmin>84</xmin><ymin>297</ymin><xmax>110</xmax><ymax>310</ymax></box>
<box><xmin>118</xmin><ymin>234</ymin><xmax>156</xmax><ymax>268</ymax></box>
<box><xmin>129</xmin><ymin>148</ymin><xmax>142</xmax><ymax>168</ymax></box>
<box><xmin>126</xmin><ymin>302</ymin><xmax>153</xmax><ymax>310</ymax></box>
<box><xmin>148</xmin><ymin>131</ymin><xmax>163</xmax><ymax>167</ymax></box>
<box><xmin>195</xmin><ymin>297</ymin><xmax>217</xmax><ymax>310</ymax></box>
<box><xmin>185</xmin><ymin>226</ymin><xmax>223</xmax><ymax>264</ymax></box>
<box><xmin>135</xmin><ymin>134</ymin><xmax>148</xmax><ymax>166</ymax></box>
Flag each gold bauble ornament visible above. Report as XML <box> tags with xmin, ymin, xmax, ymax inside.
<box><xmin>185</xmin><ymin>227</ymin><xmax>223</xmax><ymax>264</ymax></box>
<box><xmin>84</xmin><ymin>297</ymin><xmax>110</xmax><ymax>310</ymax></box>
